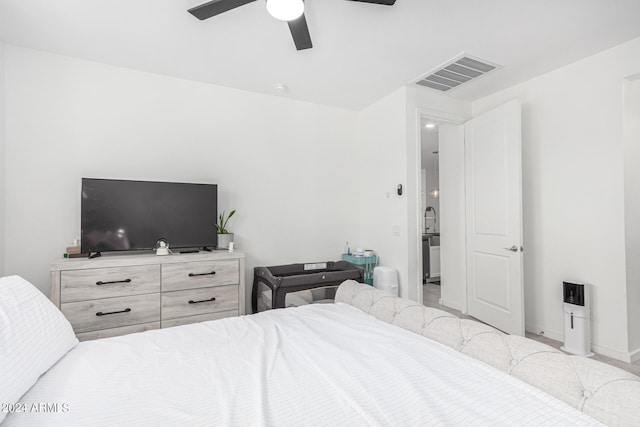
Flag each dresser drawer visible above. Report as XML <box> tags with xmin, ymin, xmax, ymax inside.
<box><xmin>160</xmin><ymin>310</ymin><xmax>238</xmax><ymax>329</ymax></box>
<box><xmin>162</xmin><ymin>260</ymin><xmax>239</xmax><ymax>292</ymax></box>
<box><xmin>76</xmin><ymin>322</ymin><xmax>161</xmax><ymax>342</ymax></box>
<box><xmin>61</xmin><ymin>293</ymin><xmax>161</xmax><ymax>333</ymax></box>
<box><xmin>161</xmin><ymin>285</ymin><xmax>238</xmax><ymax>320</ymax></box>
<box><xmin>61</xmin><ymin>265</ymin><xmax>160</xmax><ymax>303</ymax></box>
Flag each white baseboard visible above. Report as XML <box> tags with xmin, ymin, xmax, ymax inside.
<box><xmin>525</xmin><ymin>323</ymin><xmax>636</xmax><ymax>363</ymax></box>
<box><xmin>591</xmin><ymin>344</ymin><xmax>632</xmax><ymax>363</ymax></box>
<box><xmin>525</xmin><ymin>324</ymin><xmax>563</xmax><ymax>342</ymax></box>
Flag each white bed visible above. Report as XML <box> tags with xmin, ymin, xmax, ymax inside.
<box><xmin>1</xmin><ymin>276</ymin><xmax>638</xmax><ymax>426</ymax></box>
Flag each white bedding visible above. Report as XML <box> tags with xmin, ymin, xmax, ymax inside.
<box><xmin>4</xmin><ymin>303</ymin><xmax>602</xmax><ymax>426</ymax></box>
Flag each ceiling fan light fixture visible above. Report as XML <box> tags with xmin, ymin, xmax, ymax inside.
<box><xmin>266</xmin><ymin>0</ymin><xmax>304</xmax><ymax>21</ymax></box>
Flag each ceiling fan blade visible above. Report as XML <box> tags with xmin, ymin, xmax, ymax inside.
<box><xmin>287</xmin><ymin>13</ymin><xmax>313</xmax><ymax>51</ymax></box>
<box><xmin>188</xmin><ymin>0</ymin><xmax>257</xmax><ymax>20</ymax></box>
<box><xmin>347</xmin><ymin>0</ymin><xmax>396</xmax><ymax>5</ymax></box>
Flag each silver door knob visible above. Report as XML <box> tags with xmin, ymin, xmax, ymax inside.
<box><xmin>504</xmin><ymin>245</ymin><xmax>518</xmax><ymax>252</ymax></box>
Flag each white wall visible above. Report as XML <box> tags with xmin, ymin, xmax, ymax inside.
<box><xmin>3</xmin><ymin>46</ymin><xmax>360</xmax><ymax>310</ymax></box>
<box><xmin>472</xmin><ymin>36</ymin><xmax>640</xmax><ymax>360</ymax></box>
<box><xmin>356</xmin><ymin>86</ymin><xmax>470</xmax><ymax>302</ymax></box>
<box><xmin>357</xmin><ymin>88</ymin><xmax>409</xmax><ymax>295</ymax></box>
<box><xmin>623</xmin><ymin>77</ymin><xmax>640</xmax><ymax>359</ymax></box>
<box><xmin>0</xmin><ymin>42</ymin><xmax>5</xmax><ymax>276</ymax></box>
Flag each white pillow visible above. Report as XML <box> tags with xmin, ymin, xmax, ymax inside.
<box><xmin>0</xmin><ymin>275</ymin><xmax>78</xmax><ymax>422</ymax></box>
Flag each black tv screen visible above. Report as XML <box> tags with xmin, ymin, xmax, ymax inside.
<box><xmin>81</xmin><ymin>178</ymin><xmax>218</xmax><ymax>253</ymax></box>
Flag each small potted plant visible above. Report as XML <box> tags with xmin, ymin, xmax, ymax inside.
<box><xmin>215</xmin><ymin>209</ymin><xmax>236</xmax><ymax>249</ymax></box>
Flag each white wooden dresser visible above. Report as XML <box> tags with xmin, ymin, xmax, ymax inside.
<box><xmin>50</xmin><ymin>251</ymin><xmax>245</xmax><ymax>341</ymax></box>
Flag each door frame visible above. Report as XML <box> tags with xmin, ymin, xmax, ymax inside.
<box><xmin>412</xmin><ymin>107</ymin><xmax>467</xmax><ymax>307</ymax></box>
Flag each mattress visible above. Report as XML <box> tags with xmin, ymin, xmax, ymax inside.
<box><xmin>5</xmin><ymin>303</ymin><xmax>602</xmax><ymax>426</ymax></box>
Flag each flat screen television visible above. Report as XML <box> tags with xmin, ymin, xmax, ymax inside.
<box><xmin>81</xmin><ymin>178</ymin><xmax>218</xmax><ymax>253</ymax></box>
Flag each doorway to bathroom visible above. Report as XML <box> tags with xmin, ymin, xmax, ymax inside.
<box><xmin>420</xmin><ymin>119</ymin><xmax>441</xmax><ymax>288</ymax></box>
<box><xmin>419</xmin><ymin>116</ymin><xmax>461</xmax><ymax>308</ymax></box>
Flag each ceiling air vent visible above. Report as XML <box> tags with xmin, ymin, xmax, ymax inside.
<box><xmin>413</xmin><ymin>55</ymin><xmax>500</xmax><ymax>92</ymax></box>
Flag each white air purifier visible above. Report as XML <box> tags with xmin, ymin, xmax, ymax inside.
<box><xmin>561</xmin><ymin>282</ymin><xmax>594</xmax><ymax>357</ymax></box>
<box><xmin>372</xmin><ymin>266</ymin><xmax>399</xmax><ymax>296</ymax></box>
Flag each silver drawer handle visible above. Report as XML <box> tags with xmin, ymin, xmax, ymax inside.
<box><xmin>96</xmin><ymin>279</ymin><xmax>132</xmax><ymax>286</ymax></box>
<box><xmin>96</xmin><ymin>308</ymin><xmax>131</xmax><ymax>316</ymax></box>
<box><xmin>188</xmin><ymin>297</ymin><xmax>216</xmax><ymax>304</ymax></box>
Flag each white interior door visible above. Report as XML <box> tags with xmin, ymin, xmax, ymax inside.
<box><xmin>439</xmin><ymin>124</ymin><xmax>467</xmax><ymax>312</ymax></box>
<box><xmin>465</xmin><ymin>100</ymin><xmax>524</xmax><ymax>335</ymax></box>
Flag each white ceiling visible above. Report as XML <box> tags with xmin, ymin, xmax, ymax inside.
<box><xmin>1</xmin><ymin>0</ymin><xmax>640</xmax><ymax>110</ymax></box>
